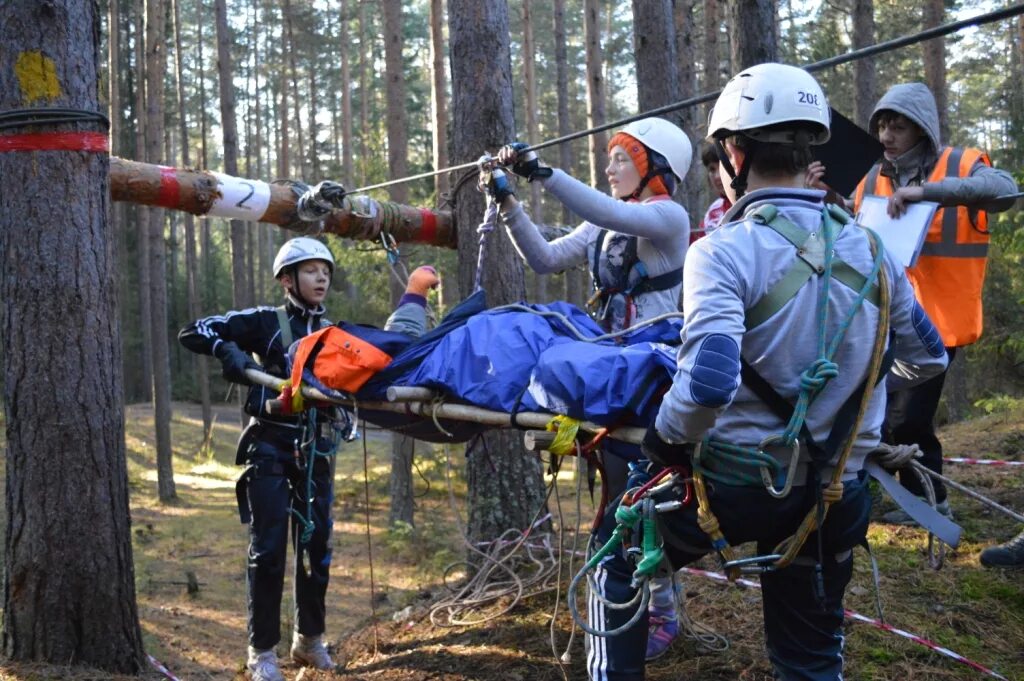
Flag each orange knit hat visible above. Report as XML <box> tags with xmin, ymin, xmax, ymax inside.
<box><xmin>607</xmin><ymin>131</ymin><xmax>669</xmax><ymax>196</ymax></box>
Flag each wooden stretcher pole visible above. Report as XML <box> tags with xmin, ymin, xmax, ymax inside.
<box><xmin>108</xmin><ymin>157</ymin><xmax>457</xmax><ymax>248</ymax></box>
<box><xmin>245</xmin><ymin>369</ymin><xmax>645</xmax><ymax>446</ymax></box>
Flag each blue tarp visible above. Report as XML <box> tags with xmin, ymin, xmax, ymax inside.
<box><xmin>344</xmin><ymin>292</ymin><xmax>681</xmax><ymax>442</ymax></box>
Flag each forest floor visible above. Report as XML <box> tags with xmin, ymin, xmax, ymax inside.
<box><xmin>0</xmin><ymin>399</ymin><xmax>1022</xmax><ymax>681</ymax></box>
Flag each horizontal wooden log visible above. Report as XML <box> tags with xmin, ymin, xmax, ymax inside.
<box><xmin>109</xmin><ymin>157</ymin><xmax>456</xmax><ymax>247</ymax></box>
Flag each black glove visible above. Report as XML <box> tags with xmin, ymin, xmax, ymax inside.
<box><xmin>296</xmin><ymin>180</ymin><xmax>347</xmax><ymax>221</ymax></box>
<box><xmin>215</xmin><ymin>341</ymin><xmax>260</xmax><ymax>385</ymax></box>
<box><xmin>501</xmin><ymin>142</ymin><xmax>553</xmax><ymax>182</ymax></box>
<box><xmin>641</xmin><ymin>425</ymin><xmax>693</xmax><ymax>468</ymax></box>
<box><xmin>479</xmin><ymin>164</ymin><xmax>517</xmax><ymax>203</ymax></box>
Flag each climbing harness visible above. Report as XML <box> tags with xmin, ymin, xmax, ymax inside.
<box><xmin>566</xmin><ymin>465</ymin><xmax>691</xmax><ymax>637</ymax></box>
<box><xmin>586</xmin><ymin>217</ymin><xmax>683</xmax><ymax>332</ymax></box>
<box><xmin>691</xmin><ymin>204</ymin><xmax>891</xmax><ymax>579</ymax></box>
<box><xmin>290</xmin><ymin>407</ymin><xmax>344</xmax><ymax>576</ymax></box>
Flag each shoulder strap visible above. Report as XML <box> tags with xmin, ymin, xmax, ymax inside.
<box><xmin>276</xmin><ymin>306</ymin><xmax>293</xmax><ymax>349</ymax></box>
<box><xmin>745</xmin><ymin>205</ymin><xmax>879</xmax><ymax>331</ymax></box>
<box><xmin>590</xmin><ymin>229</ymin><xmax>608</xmax><ymax>291</ymax></box>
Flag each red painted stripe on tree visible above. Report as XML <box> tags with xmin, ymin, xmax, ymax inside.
<box><xmin>0</xmin><ymin>131</ymin><xmax>109</xmax><ymax>152</ymax></box>
<box><xmin>418</xmin><ymin>208</ymin><xmax>437</xmax><ymax>243</ymax></box>
<box><xmin>157</xmin><ymin>165</ymin><xmax>180</xmax><ymax>208</ymax></box>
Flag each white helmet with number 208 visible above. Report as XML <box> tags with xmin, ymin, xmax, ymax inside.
<box><xmin>707</xmin><ymin>63</ymin><xmax>831</xmax><ymax>145</ymax></box>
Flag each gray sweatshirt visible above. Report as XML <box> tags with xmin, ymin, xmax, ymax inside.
<box><xmin>500</xmin><ymin>168</ymin><xmax>689</xmax><ymax>330</ymax></box>
<box><xmin>655</xmin><ymin>188</ymin><xmax>949</xmax><ymax>481</ymax></box>
<box><xmin>869</xmin><ymin>83</ymin><xmax>1018</xmax><ymax>212</ymax></box>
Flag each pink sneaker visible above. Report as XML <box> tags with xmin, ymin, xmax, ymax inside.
<box><xmin>645</xmin><ymin>607</ymin><xmax>679</xmax><ymax>660</ymax></box>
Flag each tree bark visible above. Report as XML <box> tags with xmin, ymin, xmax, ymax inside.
<box><xmin>383</xmin><ymin>0</ymin><xmax>416</xmax><ymax>527</ymax></box>
<box><xmin>134</xmin><ymin>0</ymin><xmax>154</xmax><ymax>403</ymax></box>
<box><xmin>523</xmin><ymin>0</ymin><xmax>547</xmax><ymax>302</ymax></box>
<box><xmin>358</xmin><ymin>2</ymin><xmax>370</xmax><ymax>176</ymax></box>
<box><xmin>174</xmin><ymin>0</ymin><xmax>213</xmax><ymax>438</ymax></box>
<box><xmin>448</xmin><ymin>0</ymin><xmax>548</xmax><ymax>545</ymax></box>
<box><xmin>583</xmin><ymin>0</ymin><xmax>610</xmax><ymax>193</ymax></box>
<box><xmin>145</xmin><ymin>0</ymin><xmax>176</xmax><ymax>501</ymax></box>
<box><xmin>340</xmin><ymin>0</ymin><xmax>355</xmax><ymax>184</ymax></box>
<box><xmin>554</xmin><ymin>0</ymin><xmax>584</xmax><ymax>309</ymax></box>
<box><xmin>633</xmin><ymin>0</ymin><xmax>679</xmax><ymax>115</ymax></box>
<box><xmin>704</xmin><ymin>0</ymin><xmax>722</xmax><ymax>124</ymax></box>
<box><xmin>282</xmin><ymin>0</ymin><xmax>307</xmax><ymax>180</ymax></box>
<box><xmin>922</xmin><ymin>0</ymin><xmax>949</xmax><ymax>143</ymax></box>
<box><xmin>1</xmin><ymin>1</ymin><xmax>144</xmax><ymax>670</ymax></box>
<box><xmin>852</xmin><ymin>0</ymin><xmax>877</xmax><ymax>129</ymax></box>
<box><xmin>429</xmin><ymin>0</ymin><xmax>450</xmax><ymax>200</ymax></box>
<box><xmin>215</xmin><ymin>0</ymin><xmax>251</xmax><ymax>311</ymax></box>
<box><xmin>728</xmin><ymin>0</ymin><xmax>777</xmax><ymax>71</ymax></box>
<box><xmin>674</xmin><ymin>0</ymin><xmax>702</xmax><ymax>219</ymax></box>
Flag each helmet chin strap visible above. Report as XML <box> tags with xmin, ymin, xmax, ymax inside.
<box><xmin>713</xmin><ymin>137</ymin><xmax>753</xmax><ymax>199</ymax></box>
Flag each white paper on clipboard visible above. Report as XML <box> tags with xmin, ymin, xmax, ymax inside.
<box><xmin>855</xmin><ymin>194</ymin><xmax>938</xmax><ymax>268</ymax></box>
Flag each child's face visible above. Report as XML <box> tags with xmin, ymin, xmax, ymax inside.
<box><xmin>878</xmin><ymin>115</ymin><xmax>924</xmax><ymax>160</ymax></box>
<box><xmin>705</xmin><ymin>160</ymin><xmax>725</xmax><ymax>196</ymax></box>
<box><xmin>285</xmin><ymin>259</ymin><xmax>332</xmax><ymax>305</ymax></box>
<box><xmin>606</xmin><ymin>145</ymin><xmax>642</xmax><ymax>199</ymax></box>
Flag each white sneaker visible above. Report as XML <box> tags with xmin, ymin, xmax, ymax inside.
<box><xmin>291</xmin><ymin>632</ymin><xmax>336</xmax><ymax>670</ymax></box>
<box><xmin>247</xmin><ymin>647</ymin><xmax>285</xmax><ymax>681</ymax></box>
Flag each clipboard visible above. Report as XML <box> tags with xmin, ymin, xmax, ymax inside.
<box><xmin>855</xmin><ymin>194</ymin><xmax>938</xmax><ymax>268</ymax></box>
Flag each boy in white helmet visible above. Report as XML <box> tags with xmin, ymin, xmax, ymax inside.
<box><xmin>179</xmin><ymin>237</ymin><xmax>439</xmax><ymax>681</ymax></box>
<box><xmin>584</xmin><ymin>65</ymin><xmax>948</xmax><ymax>680</ymax></box>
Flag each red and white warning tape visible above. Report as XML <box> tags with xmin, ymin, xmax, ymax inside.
<box><xmin>679</xmin><ymin>567</ymin><xmax>1009</xmax><ymax>681</ymax></box>
<box><xmin>147</xmin><ymin>654</ymin><xmax>182</xmax><ymax>681</ymax></box>
<box><xmin>944</xmin><ymin>457</ymin><xmax>1024</xmax><ymax>467</ymax></box>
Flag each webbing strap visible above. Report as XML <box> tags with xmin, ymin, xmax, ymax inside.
<box><xmin>276</xmin><ymin>307</ymin><xmax>293</xmax><ymax>349</ymax></box>
<box><xmin>744</xmin><ymin>205</ymin><xmax>880</xmax><ymax>331</ymax></box>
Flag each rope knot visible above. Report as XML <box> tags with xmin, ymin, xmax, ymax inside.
<box><xmin>800</xmin><ymin>358</ymin><xmax>838</xmax><ymax>392</ymax></box>
<box><xmin>697</xmin><ymin>508</ymin><xmax>721</xmax><ymax>536</ymax></box>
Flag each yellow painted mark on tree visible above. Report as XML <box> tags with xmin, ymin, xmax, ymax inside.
<box><xmin>14</xmin><ymin>51</ymin><xmax>62</xmax><ymax>104</ymax></box>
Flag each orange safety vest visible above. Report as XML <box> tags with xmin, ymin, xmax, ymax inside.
<box><xmin>854</xmin><ymin>146</ymin><xmax>991</xmax><ymax>347</ymax></box>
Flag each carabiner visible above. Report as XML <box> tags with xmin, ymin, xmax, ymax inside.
<box><xmin>758</xmin><ymin>434</ymin><xmax>801</xmax><ymax>499</ymax></box>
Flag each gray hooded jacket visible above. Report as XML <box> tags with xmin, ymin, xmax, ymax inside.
<box><xmin>869</xmin><ymin>83</ymin><xmax>1017</xmax><ymax>212</ymax></box>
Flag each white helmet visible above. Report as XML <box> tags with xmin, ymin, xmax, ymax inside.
<box><xmin>618</xmin><ymin>117</ymin><xmax>693</xmax><ymax>181</ymax></box>
<box><xmin>273</xmin><ymin>237</ymin><xmax>335</xmax><ymax>278</ymax></box>
<box><xmin>707</xmin><ymin>63</ymin><xmax>830</xmax><ymax>144</ymax></box>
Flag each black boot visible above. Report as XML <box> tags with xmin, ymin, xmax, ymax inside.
<box><xmin>980</xmin><ymin>529</ymin><xmax>1024</xmax><ymax>568</ymax></box>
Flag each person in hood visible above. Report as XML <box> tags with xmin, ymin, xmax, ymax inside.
<box><xmin>852</xmin><ymin>83</ymin><xmax>1018</xmax><ymax>525</ymax></box>
<box><xmin>178</xmin><ymin>237</ymin><xmax>439</xmax><ymax>681</ymax></box>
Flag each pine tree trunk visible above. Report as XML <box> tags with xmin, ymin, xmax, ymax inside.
<box><xmin>358</xmin><ymin>2</ymin><xmax>370</xmax><ymax>175</ymax></box>
<box><xmin>449</xmin><ymin>0</ymin><xmax>548</xmax><ymax>545</ymax></box>
<box><xmin>134</xmin><ymin>0</ymin><xmax>154</xmax><ymax>403</ymax></box>
<box><xmin>633</xmin><ymin>0</ymin><xmax>678</xmax><ymax>115</ymax></box>
<box><xmin>1</xmin><ymin>1</ymin><xmax>144</xmax><ymax>669</ymax></box>
<box><xmin>922</xmin><ymin>0</ymin><xmax>948</xmax><ymax>142</ymax></box>
<box><xmin>728</xmin><ymin>0</ymin><xmax>777</xmax><ymax>71</ymax></box>
<box><xmin>197</xmin><ymin>3</ymin><xmax>214</xmax><ymax>310</ymax></box>
<box><xmin>145</xmin><ymin>0</ymin><xmax>176</xmax><ymax>501</ymax></box>
<box><xmin>340</xmin><ymin>0</ymin><xmax>355</xmax><ymax>184</ymax></box>
<box><xmin>383</xmin><ymin>0</ymin><xmax>416</xmax><ymax>527</ymax></box>
<box><xmin>704</xmin><ymin>0</ymin><xmax>722</xmax><ymax>124</ymax></box>
<box><xmin>174</xmin><ymin>0</ymin><xmax>213</xmax><ymax>437</ymax></box>
<box><xmin>215</xmin><ymin>0</ymin><xmax>251</xmax><ymax>312</ymax></box>
<box><xmin>429</xmin><ymin>0</ymin><xmax>449</xmax><ymax>201</ymax></box>
<box><xmin>282</xmin><ymin>0</ymin><xmax>307</xmax><ymax>180</ymax></box>
<box><xmin>523</xmin><ymin>0</ymin><xmax>547</xmax><ymax>303</ymax></box>
<box><xmin>852</xmin><ymin>0</ymin><xmax>877</xmax><ymax>129</ymax></box>
<box><xmin>584</xmin><ymin>0</ymin><xmax>609</xmax><ymax>193</ymax></box>
<box><xmin>554</xmin><ymin>0</ymin><xmax>584</xmax><ymax>309</ymax></box>
<box><xmin>675</xmin><ymin>0</ymin><xmax>702</xmax><ymax>220</ymax></box>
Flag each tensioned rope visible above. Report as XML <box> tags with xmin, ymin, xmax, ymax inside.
<box><xmin>348</xmin><ymin>2</ymin><xmax>1024</xmax><ymax>195</ymax></box>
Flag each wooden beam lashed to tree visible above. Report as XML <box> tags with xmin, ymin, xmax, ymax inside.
<box><xmin>108</xmin><ymin>157</ymin><xmax>457</xmax><ymax>247</ymax></box>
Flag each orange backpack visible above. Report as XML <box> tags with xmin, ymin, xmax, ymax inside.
<box><xmin>290</xmin><ymin>325</ymin><xmax>393</xmax><ymax>394</ymax></box>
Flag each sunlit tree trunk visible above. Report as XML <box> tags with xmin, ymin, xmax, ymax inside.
<box><xmin>1</xmin><ymin>1</ymin><xmax>145</xmax><ymax>669</ymax></box>
<box><xmin>852</xmin><ymin>0</ymin><xmax>877</xmax><ymax>129</ymax></box>
<box><xmin>449</xmin><ymin>0</ymin><xmax>548</xmax><ymax>545</ymax></box>
<box><xmin>922</xmin><ymin>0</ymin><xmax>949</xmax><ymax>142</ymax></box>
<box><xmin>728</xmin><ymin>0</ymin><xmax>777</xmax><ymax>71</ymax></box>
<box><xmin>584</xmin><ymin>0</ymin><xmax>609</xmax><ymax>193</ymax></box>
